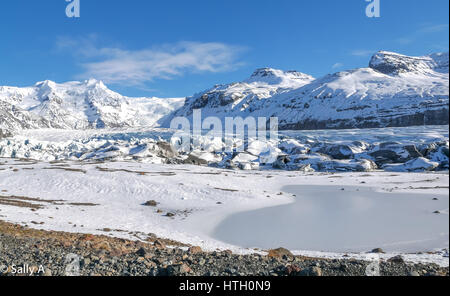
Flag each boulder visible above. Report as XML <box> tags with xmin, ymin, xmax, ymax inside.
<box><xmin>354</xmin><ymin>159</ymin><xmax>378</xmax><ymax>172</ymax></box>
<box><xmin>224</xmin><ymin>159</ymin><xmax>238</xmax><ymax>170</ymax></box>
<box><xmin>136</xmin><ymin>247</ymin><xmax>147</xmax><ymax>257</ymax></box>
<box><xmin>278</xmin><ymin>139</ymin><xmax>310</xmax><ymax>154</ymax></box>
<box><xmin>157</xmin><ymin>142</ymin><xmax>179</xmax><ymax>158</ymax></box>
<box><xmin>420</xmin><ymin>142</ymin><xmax>439</xmax><ymax>157</ymax></box>
<box><xmin>403</xmin><ymin>145</ymin><xmax>423</xmax><ymax>159</ymax></box>
<box><xmin>143</xmin><ymin>200</ymin><xmax>158</xmax><ymax>207</ymax></box>
<box><xmin>299</xmin><ymin>266</ymin><xmax>323</xmax><ymax>276</ymax></box>
<box><xmin>153</xmin><ymin>240</ymin><xmax>166</xmax><ymax>249</ymax></box>
<box><xmin>387</xmin><ymin>255</ymin><xmax>405</xmax><ymax>264</ymax></box>
<box><xmin>370</xmin><ymin>248</ymin><xmax>385</xmax><ymax>254</ymax></box>
<box><xmin>167</xmin><ymin>263</ymin><xmax>191</xmax><ymax>275</ymax></box>
<box><xmin>272</xmin><ymin>155</ymin><xmax>291</xmax><ymax>169</ymax></box>
<box><xmin>268</xmin><ymin>247</ymin><xmax>294</xmax><ymax>259</ymax></box>
<box><xmin>326</xmin><ymin>144</ymin><xmax>354</xmax><ymax>160</ymax></box>
<box><xmin>369</xmin><ymin>150</ymin><xmax>402</xmax><ymax>165</ymax></box>
<box><xmin>188</xmin><ymin>246</ymin><xmax>203</xmax><ymax>255</ymax></box>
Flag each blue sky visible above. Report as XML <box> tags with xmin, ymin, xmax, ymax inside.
<box><xmin>0</xmin><ymin>0</ymin><xmax>448</xmax><ymax>97</ymax></box>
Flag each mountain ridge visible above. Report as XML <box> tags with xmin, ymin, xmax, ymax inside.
<box><xmin>1</xmin><ymin>50</ymin><xmax>449</xmax><ymax>136</ymax></box>
<box><xmin>164</xmin><ymin>50</ymin><xmax>449</xmax><ymax>130</ymax></box>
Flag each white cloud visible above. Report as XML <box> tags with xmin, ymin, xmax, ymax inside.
<box><xmin>331</xmin><ymin>62</ymin><xmax>343</xmax><ymax>69</ymax></box>
<box><xmin>418</xmin><ymin>24</ymin><xmax>449</xmax><ymax>33</ymax></box>
<box><xmin>57</xmin><ymin>37</ymin><xmax>246</xmax><ymax>86</ymax></box>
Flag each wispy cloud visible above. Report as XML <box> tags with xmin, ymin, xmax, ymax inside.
<box><xmin>57</xmin><ymin>37</ymin><xmax>247</xmax><ymax>86</ymax></box>
<box><xmin>418</xmin><ymin>24</ymin><xmax>449</xmax><ymax>33</ymax></box>
<box><xmin>331</xmin><ymin>62</ymin><xmax>343</xmax><ymax>69</ymax></box>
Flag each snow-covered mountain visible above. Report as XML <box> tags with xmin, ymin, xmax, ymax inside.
<box><xmin>265</xmin><ymin>51</ymin><xmax>449</xmax><ymax>129</ymax></box>
<box><xmin>1</xmin><ymin>51</ymin><xmax>448</xmax><ymax>137</ymax></box>
<box><xmin>164</xmin><ymin>51</ymin><xmax>449</xmax><ymax>130</ymax></box>
<box><xmin>0</xmin><ymin>79</ymin><xmax>185</xmax><ymax>136</ymax></box>
<box><xmin>160</xmin><ymin>68</ymin><xmax>315</xmax><ymax>125</ymax></box>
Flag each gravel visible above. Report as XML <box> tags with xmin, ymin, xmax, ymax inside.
<box><xmin>0</xmin><ymin>221</ymin><xmax>448</xmax><ymax>277</ymax></box>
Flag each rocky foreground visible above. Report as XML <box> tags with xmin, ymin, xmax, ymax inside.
<box><xmin>0</xmin><ymin>221</ymin><xmax>448</xmax><ymax>277</ymax></box>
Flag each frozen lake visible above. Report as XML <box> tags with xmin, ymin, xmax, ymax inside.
<box><xmin>213</xmin><ymin>185</ymin><xmax>449</xmax><ymax>253</ymax></box>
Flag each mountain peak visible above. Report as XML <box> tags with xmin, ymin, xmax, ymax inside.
<box><xmin>249</xmin><ymin>68</ymin><xmax>281</xmax><ymax>78</ymax></box>
<box><xmin>84</xmin><ymin>78</ymin><xmax>107</xmax><ymax>88</ymax></box>
<box><xmin>369</xmin><ymin>50</ymin><xmax>449</xmax><ymax>75</ymax></box>
<box><xmin>35</xmin><ymin>80</ymin><xmax>57</xmax><ymax>88</ymax></box>
<box><xmin>246</xmin><ymin>68</ymin><xmax>314</xmax><ymax>85</ymax></box>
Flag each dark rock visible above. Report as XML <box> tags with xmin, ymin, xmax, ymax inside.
<box><xmin>184</xmin><ymin>153</ymin><xmax>209</xmax><ymax>166</ymax></box>
<box><xmin>167</xmin><ymin>263</ymin><xmax>191</xmax><ymax>275</ymax></box>
<box><xmin>284</xmin><ymin>264</ymin><xmax>301</xmax><ymax>276</ymax></box>
<box><xmin>326</xmin><ymin>145</ymin><xmax>354</xmax><ymax>160</ymax></box>
<box><xmin>299</xmin><ymin>266</ymin><xmax>322</xmax><ymax>276</ymax></box>
<box><xmin>387</xmin><ymin>255</ymin><xmax>405</xmax><ymax>264</ymax></box>
<box><xmin>369</xmin><ymin>150</ymin><xmax>401</xmax><ymax>165</ymax></box>
<box><xmin>370</xmin><ymin>248</ymin><xmax>385</xmax><ymax>254</ymax></box>
<box><xmin>136</xmin><ymin>247</ymin><xmax>147</xmax><ymax>257</ymax></box>
<box><xmin>272</xmin><ymin>155</ymin><xmax>290</xmax><ymax>169</ymax></box>
<box><xmin>153</xmin><ymin>240</ymin><xmax>166</xmax><ymax>249</ymax></box>
<box><xmin>143</xmin><ymin>200</ymin><xmax>158</xmax><ymax>207</ymax></box>
<box><xmin>403</xmin><ymin>145</ymin><xmax>423</xmax><ymax>158</ymax></box>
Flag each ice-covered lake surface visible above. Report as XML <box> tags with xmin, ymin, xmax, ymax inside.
<box><xmin>213</xmin><ymin>185</ymin><xmax>449</xmax><ymax>253</ymax></box>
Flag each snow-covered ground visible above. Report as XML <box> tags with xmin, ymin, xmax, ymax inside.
<box><xmin>0</xmin><ymin>158</ymin><xmax>448</xmax><ymax>266</ymax></box>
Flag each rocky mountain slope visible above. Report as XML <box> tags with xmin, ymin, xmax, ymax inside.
<box><xmin>160</xmin><ymin>68</ymin><xmax>314</xmax><ymax>125</ymax></box>
<box><xmin>165</xmin><ymin>51</ymin><xmax>449</xmax><ymax>130</ymax></box>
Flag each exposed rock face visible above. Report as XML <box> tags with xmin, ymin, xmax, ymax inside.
<box><xmin>369</xmin><ymin>51</ymin><xmax>449</xmax><ymax>75</ymax></box>
<box><xmin>0</xmin><ymin>129</ymin><xmax>12</xmax><ymax>139</ymax></box>
<box><xmin>161</xmin><ymin>67</ymin><xmax>314</xmax><ymax>125</ymax></box>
